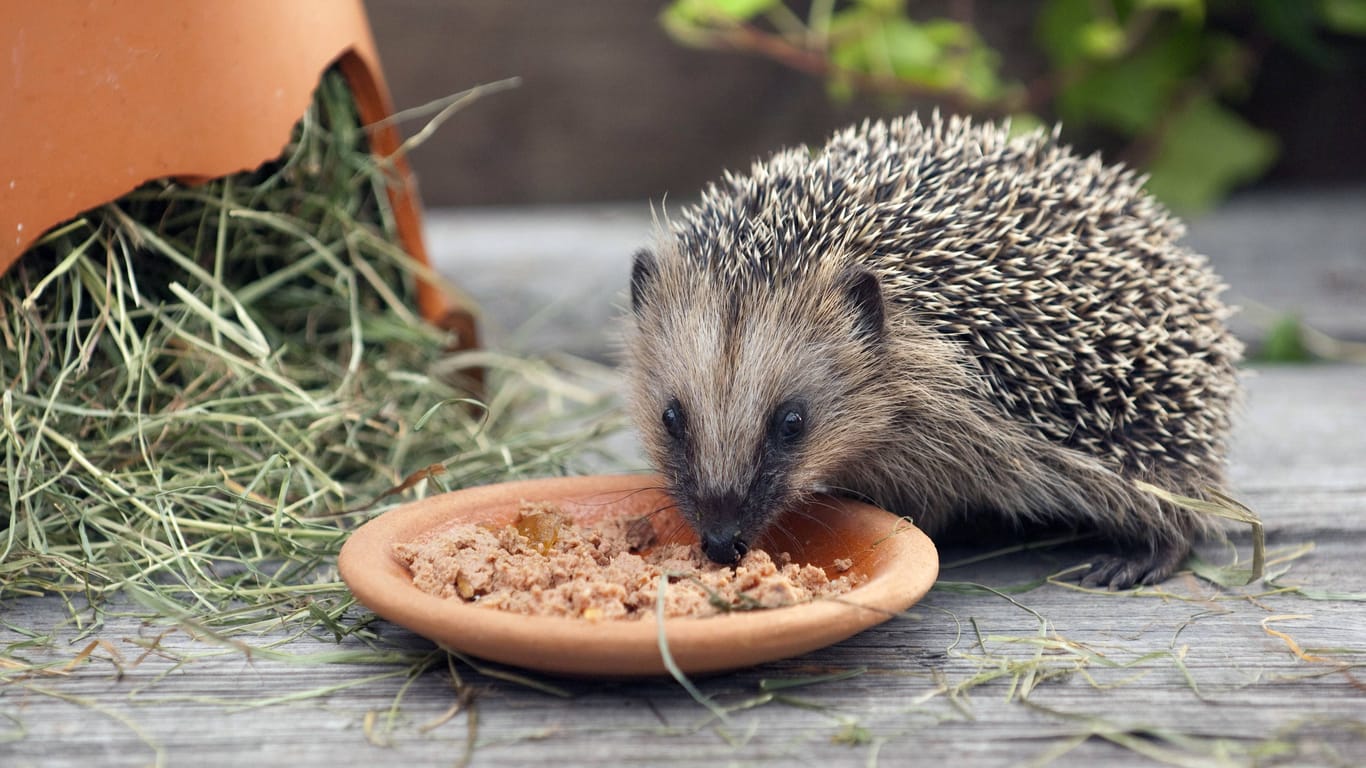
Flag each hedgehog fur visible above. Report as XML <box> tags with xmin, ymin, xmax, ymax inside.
<box><xmin>625</xmin><ymin>114</ymin><xmax>1243</xmax><ymax>589</ymax></box>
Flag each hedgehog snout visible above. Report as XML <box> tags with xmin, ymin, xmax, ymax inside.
<box><xmin>700</xmin><ymin>528</ymin><xmax>748</xmax><ymax>565</ymax></box>
<box><xmin>690</xmin><ymin>489</ymin><xmax>751</xmax><ymax>564</ymax></box>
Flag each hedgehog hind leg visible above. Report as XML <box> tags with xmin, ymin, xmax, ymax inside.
<box><xmin>1079</xmin><ymin>535</ymin><xmax>1191</xmax><ymax>590</ymax></box>
<box><xmin>1023</xmin><ymin>446</ymin><xmax>1206</xmax><ymax>590</ymax></box>
<box><xmin>1074</xmin><ymin>476</ymin><xmax>1212</xmax><ymax>589</ymax></box>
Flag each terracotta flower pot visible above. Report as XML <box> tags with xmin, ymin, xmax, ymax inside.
<box><xmin>0</xmin><ymin>0</ymin><xmax>474</xmax><ymax>343</ymax></box>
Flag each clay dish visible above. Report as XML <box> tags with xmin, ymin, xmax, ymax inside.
<box><xmin>338</xmin><ymin>474</ymin><xmax>938</xmax><ymax>677</ymax></box>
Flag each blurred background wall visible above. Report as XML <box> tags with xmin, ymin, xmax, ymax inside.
<box><xmin>365</xmin><ymin>0</ymin><xmax>1366</xmax><ymax>208</ymax></box>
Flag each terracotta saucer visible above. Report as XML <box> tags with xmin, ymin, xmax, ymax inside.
<box><xmin>338</xmin><ymin>474</ymin><xmax>938</xmax><ymax>677</ymax></box>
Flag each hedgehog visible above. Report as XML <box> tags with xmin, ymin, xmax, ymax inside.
<box><xmin>624</xmin><ymin>114</ymin><xmax>1242</xmax><ymax>590</ymax></box>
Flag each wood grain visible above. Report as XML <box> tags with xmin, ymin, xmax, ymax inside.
<box><xmin>3</xmin><ymin>363</ymin><xmax>1363</xmax><ymax>767</ymax></box>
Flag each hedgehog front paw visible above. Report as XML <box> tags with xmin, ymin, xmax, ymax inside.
<box><xmin>1079</xmin><ymin>539</ymin><xmax>1189</xmax><ymax>590</ymax></box>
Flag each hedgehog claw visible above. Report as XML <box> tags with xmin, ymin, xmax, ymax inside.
<box><xmin>1079</xmin><ymin>557</ymin><xmax>1148</xmax><ymax>590</ymax></box>
<box><xmin>1079</xmin><ymin>541</ymin><xmax>1187</xmax><ymax>591</ymax></box>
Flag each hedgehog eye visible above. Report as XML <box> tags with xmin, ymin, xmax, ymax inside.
<box><xmin>770</xmin><ymin>401</ymin><xmax>806</xmax><ymax>446</ymax></box>
<box><xmin>661</xmin><ymin>400</ymin><xmax>686</xmax><ymax>441</ymax></box>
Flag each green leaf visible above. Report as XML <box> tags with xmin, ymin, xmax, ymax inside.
<box><xmin>882</xmin><ymin>18</ymin><xmax>943</xmax><ymax>79</ymax></box>
<box><xmin>711</xmin><ymin>0</ymin><xmax>780</xmax><ymax>20</ymax></box>
<box><xmin>1135</xmin><ymin>0</ymin><xmax>1205</xmax><ymax>23</ymax></box>
<box><xmin>666</xmin><ymin>0</ymin><xmax>778</xmax><ymax>24</ymax></box>
<box><xmin>1143</xmin><ymin>98</ymin><xmax>1278</xmax><ymax>213</ymax></box>
<box><xmin>1257</xmin><ymin>314</ymin><xmax>1314</xmax><ymax>363</ymax></box>
<box><xmin>829</xmin><ymin>16</ymin><xmax>1004</xmax><ymax>102</ymax></box>
<box><xmin>1058</xmin><ymin>28</ymin><xmax>1199</xmax><ymax>133</ymax></box>
<box><xmin>829</xmin><ymin>5</ymin><xmax>882</xmax><ymax>71</ymax></box>
<box><xmin>1005</xmin><ymin>112</ymin><xmax>1047</xmax><ymax>138</ymax></box>
<box><xmin>1038</xmin><ymin>0</ymin><xmax>1096</xmax><ymax>68</ymax></box>
<box><xmin>915</xmin><ymin>19</ymin><xmax>1004</xmax><ymax>101</ymax></box>
<box><xmin>922</xmin><ymin>17</ymin><xmax>974</xmax><ymax>46</ymax></box>
<box><xmin>1321</xmin><ymin>0</ymin><xmax>1366</xmax><ymax>35</ymax></box>
<box><xmin>1079</xmin><ymin>19</ymin><xmax>1127</xmax><ymax>59</ymax></box>
<box><xmin>1252</xmin><ymin>0</ymin><xmax>1339</xmax><ymax>66</ymax></box>
<box><xmin>830</xmin><ymin>16</ymin><xmax>941</xmax><ymax>82</ymax></box>
<box><xmin>960</xmin><ymin>44</ymin><xmax>1006</xmax><ymax>102</ymax></box>
<box><xmin>855</xmin><ymin>0</ymin><xmax>906</xmax><ymax>13</ymax></box>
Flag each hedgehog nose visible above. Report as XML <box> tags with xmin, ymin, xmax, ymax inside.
<box><xmin>700</xmin><ymin>529</ymin><xmax>748</xmax><ymax>565</ymax></box>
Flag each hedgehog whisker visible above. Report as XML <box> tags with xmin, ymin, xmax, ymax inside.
<box><xmin>572</xmin><ymin>484</ymin><xmax>674</xmax><ymax>511</ymax></box>
<box><xmin>763</xmin><ymin>521</ymin><xmax>805</xmax><ymax>555</ymax></box>
<box><xmin>778</xmin><ymin>501</ymin><xmax>841</xmax><ymax>540</ymax></box>
<box><xmin>646</xmin><ymin>501</ymin><xmax>681</xmax><ymax>519</ymax></box>
<box><xmin>660</xmin><ymin>518</ymin><xmax>693</xmax><ymax>545</ymax></box>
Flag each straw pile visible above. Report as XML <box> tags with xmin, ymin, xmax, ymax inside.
<box><xmin>0</xmin><ymin>71</ymin><xmax>617</xmax><ymax>631</ymax></box>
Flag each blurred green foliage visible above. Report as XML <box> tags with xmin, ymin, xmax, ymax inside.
<box><xmin>1256</xmin><ymin>314</ymin><xmax>1315</xmax><ymax>362</ymax></box>
<box><xmin>662</xmin><ymin>0</ymin><xmax>1365</xmax><ymax>212</ymax></box>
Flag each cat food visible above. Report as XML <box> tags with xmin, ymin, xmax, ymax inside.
<box><xmin>394</xmin><ymin>501</ymin><xmax>863</xmax><ymax>620</ymax></box>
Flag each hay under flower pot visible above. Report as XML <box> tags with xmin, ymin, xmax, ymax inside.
<box><xmin>0</xmin><ymin>0</ymin><xmax>477</xmax><ymax>349</ymax></box>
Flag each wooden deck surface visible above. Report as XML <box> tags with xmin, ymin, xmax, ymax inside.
<box><xmin>4</xmin><ymin>364</ymin><xmax>1363</xmax><ymax>767</ymax></box>
<box><xmin>5</xmin><ymin>194</ymin><xmax>1365</xmax><ymax>767</ymax></box>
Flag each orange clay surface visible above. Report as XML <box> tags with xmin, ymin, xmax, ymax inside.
<box><xmin>0</xmin><ymin>2</ymin><xmax>455</xmax><ymax>328</ymax></box>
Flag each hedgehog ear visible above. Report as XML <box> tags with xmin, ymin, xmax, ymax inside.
<box><xmin>630</xmin><ymin>248</ymin><xmax>655</xmax><ymax>315</ymax></box>
<box><xmin>841</xmin><ymin>267</ymin><xmax>884</xmax><ymax>342</ymax></box>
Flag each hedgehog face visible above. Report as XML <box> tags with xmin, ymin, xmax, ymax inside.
<box><xmin>627</xmin><ymin>248</ymin><xmax>897</xmax><ymax>564</ymax></box>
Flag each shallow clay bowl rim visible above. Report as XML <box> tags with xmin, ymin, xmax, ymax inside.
<box><xmin>338</xmin><ymin>474</ymin><xmax>938</xmax><ymax>677</ymax></box>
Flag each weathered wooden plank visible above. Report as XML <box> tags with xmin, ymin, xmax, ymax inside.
<box><xmin>6</xmin><ymin>557</ymin><xmax>1363</xmax><ymax>768</ymax></box>
<box><xmin>1229</xmin><ymin>365</ymin><xmax>1366</xmax><ymax>493</ymax></box>
<box><xmin>3</xmin><ymin>366</ymin><xmax>1363</xmax><ymax>768</ymax></box>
